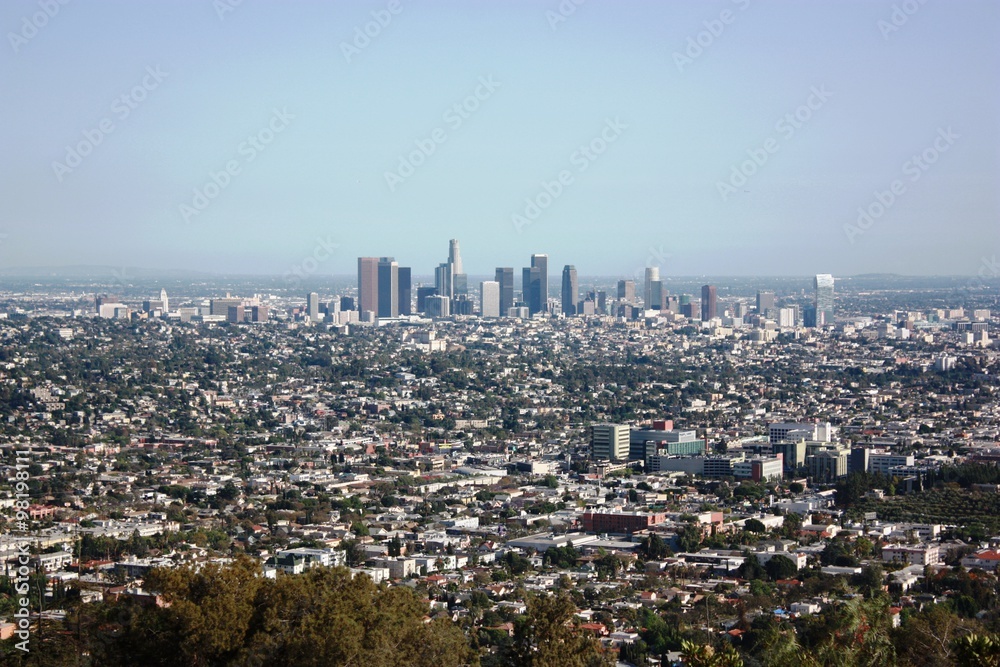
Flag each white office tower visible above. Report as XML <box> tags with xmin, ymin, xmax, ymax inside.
<box><xmin>644</xmin><ymin>266</ymin><xmax>659</xmax><ymax>310</ymax></box>
<box><xmin>449</xmin><ymin>238</ymin><xmax>463</xmax><ymax>275</ymax></box>
<box><xmin>591</xmin><ymin>424</ymin><xmax>630</xmax><ymax>461</ymax></box>
<box><xmin>480</xmin><ymin>281</ymin><xmax>500</xmax><ymax>318</ymax></box>
<box><xmin>160</xmin><ymin>289</ymin><xmax>169</xmax><ymax>313</ymax></box>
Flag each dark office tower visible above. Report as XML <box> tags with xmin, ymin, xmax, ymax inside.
<box><xmin>357</xmin><ymin>257</ymin><xmax>379</xmax><ymax>315</ymax></box>
<box><xmin>756</xmin><ymin>290</ymin><xmax>776</xmax><ymax>315</ymax></box>
<box><xmin>522</xmin><ymin>266</ymin><xmax>545</xmax><ymax>315</ymax></box>
<box><xmin>531</xmin><ymin>254</ymin><xmax>548</xmax><ymax>313</ymax></box>
<box><xmin>617</xmin><ymin>279</ymin><xmax>635</xmax><ymax>303</ymax></box>
<box><xmin>376</xmin><ymin>257</ymin><xmax>398</xmax><ymax>318</ymax></box>
<box><xmin>340</xmin><ymin>296</ymin><xmax>356</xmax><ymax>311</ymax></box>
<box><xmin>803</xmin><ymin>303</ymin><xmax>818</xmax><ymax>328</ymax></box>
<box><xmin>416</xmin><ymin>286</ymin><xmax>438</xmax><ymax>313</ymax></box>
<box><xmin>561</xmin><ymin>265</ymin><xmax>578</xmax><ymax>315</ymax></box>
<box><xmin>495</xmin><ymin>267</ymin><xmax>514</xmax><ymax>314</ymax></box>
<box><xmin>596</xmin><ymin>291</ymin><xmax>607</xmax><ymax>313</ymax></box>
<box><xmin>397</xmin><ymin>267</ymin><xmax>411</xmax><ymax>316</ymax></box>
<box><xmin>701</xmin><ymin>284</ymin><xmax>717</xmax><ymax>321</ymax></box>
<box><xmin>648</xmin><ymin>280</ymin><xmax>665</xmax><ymax>310</ymax></box>
<box><xmin>453</xmin><ymin>295</ymin><xmax>474</xmax><ymax>316</ymax></box>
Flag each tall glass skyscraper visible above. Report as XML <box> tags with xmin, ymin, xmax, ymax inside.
<box><xmin>814</xmin><ymin>274</ymin><xmax>835</xmax><ymax>325</ymax></box>
<box><xmin>561</xmin><ymin>265</ymin><xmax>578</xmax><ymax>315</ymax></box>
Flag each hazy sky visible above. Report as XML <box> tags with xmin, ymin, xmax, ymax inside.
<box><xmin>2</xmin><ymin>0</ymin><xmax>998</xmax><ymax>279</ymax></box>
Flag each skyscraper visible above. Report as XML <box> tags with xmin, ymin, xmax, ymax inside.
<box><xmin>159</xmin><ymin>289</ymin><xmax>169</xmax><ymax>313</ymax></box>
<box><xmin>416</xmin><ymin>286</ymin><xmax>437</xmax><ymax>313</ymax></box>
<box><xmin>435</xmin><ymin>262</ymin><xmax>453</xmax><ymax>299</ymax></box>
<box><xmin>617</xmin><ymin>279</ymin><xmax>635</xmax><ymax>303</ymax></box>
<box><xmin>448</xmin><ymin>239</ymin><xmax>463</xmax><ymax>275</ymax></box>
<box><xmin>756</xmin><ymin>290</ymin><xmax>776</xmax><ymax>315</ymax></box>
<box><xmin>495</xmin><ymin>267</ymin><xmax>514</xmax><ymax>314</ymax></box>
<box><xmin>480</xmin><ymin>281</ymin><xmax>500</xmax><ymax>318</ymax></box>
<box><xmin>561</xmin><ymin>265</ymin><xmax>578</xmax><ymax>316</ymax></box>
<box><xmin>701</xmin><ymin>284</ymin><xmax>717</xmax><ymax>321</ymax></box>
<box><xmin>307</xmin><ymin>292</ymin><xmax>320</xmax><ymax>321</ymax></box>
<box><xmin>529</xmin><ymin>253</ymin><xmax>548</xmax><ymax>314</ymax></box>
<box><xmin>522</xmin><ymin>266</ymin><xmax>541</xmax><ymax>315</ymax></box>
<box><xmin>397</xmin><ymin>267</ymin><xmax>411</xmax><ymax>316</ymax></box>
<box><xmin>357</xmin><ymin>257</ymin><xmax>379</xmax><ymax>315</ymax></box>
<box><xmin>376</xmin><ymin>257</ymin><xmax>399</xmax><ymax>318</ymax></box>
<box><xmin>815</xmin><ymin>274</ymin><xmax>835</xmax><ymax>325</ymax></box>
<box><xmin>644</xmin><ymin>267</ymin><xmax>659</xmax><ymax>310</ymax></box>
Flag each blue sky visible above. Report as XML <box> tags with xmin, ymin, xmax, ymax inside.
<box><xmin>1</xmin><ymin>0</ymin><xmax>997</xmax><ymax>278</ymax></box>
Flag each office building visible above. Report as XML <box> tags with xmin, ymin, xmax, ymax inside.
<box><xmin>425</xmin><ymin>295</ymin><xmax>450</xmax><ymax>317</ymax></box>
<box><xmin>416</xmin><ymin>286</ymin><xmax>438</xmax><ymax>313</ymax></box>
<box><xmin>582</xmin><ymin>511</ymin><xmax>667</xmax><ymax>534</ymax></box>
<box><xmin>480</xmin><ymin>281</ymin><xmax>500</xmax><ymax>318</ymax></box>
<box><xmin>307</xmin><ymin>292</ymin><xmax>320</xmax><ymax>321</ymax></box>
<box><xmin>561</xmin><ymin>265</ymin><xmax>578</xmax><ymax>316</ymax></box>
<box><xmin>210</xmin><ymin>297</ymin><xmax>243</xmax><ymax>317</ymax></box>
<box><xmin>357</xmin><ymin>257</ymin><xmax>379</xmax><ymax>314</ymax></box>
<box><xmin>769</xmin><ymin>422</ymin><xmax>834</xmax><ymax>446</ymax></box>
<box><xmin>449</xmin><ymin>239</ymin><xmax>467</xmax><ymax>296</ymax></box>
<box><xmin>495</xmin><ymin>267</ymin><xmax>514</xmax><ymax>315</ymax></box>
<box><xmin>630</xmin><ymin>426</ymin><xmax>704</xmax><ymax>461</ymax></box>
<box><xmin>773</xmin><ymin>440</ymin><xmax>806</xmax><ymax>473</ymax></box>
<box><xmin>591</xmin><ymin>424</ymin><xmax>630</xmax><ymax>461</ymax></box>
<box><xmin>522</xmin><ymin>254</ymin><xmax>548</xmax><ymax>314</ymax></box>
<box><xmin>376</xmin><ymin>257</ymin><xmax>399</xmax><ymax>318</ymax></box>
<box><xmin>756</xmin><ymin>290</ymin><xmax>775</xmax><ymax>315</ymax></box>
<box><xmin>734</xmin><ymin>457</ymin><xmax>784</xmax><ymax>482</ymax></box>
<box><xmin>701</xmin><ymin>284</ymin><xmax>717</xmax><ymax>321</ymax></box>
<box><xmin>617</xmin><ymin>279</ymin><xmax>635</xmax><ymax>304</ymax></box>
<box><xmin>340</xmin><ymin>296</ymin><xmax>356</xmax><ymax>311</ymax></box>
<box><xmin>397</xmin><ymin>267</ymin><xmax>411</xmax><ymax>316</ymax></box>
<box><xmin>815</xmin><ymin>274</ymin><xmax>835</xmax><ymax>325</ymax></box>
<box><xmin>227</xmin><ymin>305</ymin><xmax>245</xmax><ymax>324</ymax></box>
<box><xmin>869</xmin><ymin>453</ymin><xmax>915</xmax><ymax>475</ymax></box>
<box><xmin>644</xmin><ymin>267</ymin><xmax>659</xmax><ymax>310</ymax></box>
<box><xmin>807</xmin><ymin>448</ymin><xmax>848</xmax><ymax>481</ymax></box>
<box><xmin>250</xmin><ymin>305</ymin><xmax>268</xmax><ymax>323</ymax></box>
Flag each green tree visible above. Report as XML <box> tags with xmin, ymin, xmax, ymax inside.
<box><xmin>508</xmin><ymin>593</ymin><xmax>612</xmax><ymax>667</ymax></box>
<box><xmin>765</xmin><ymin>555</ymin><xmax>798</xmax><ymax>581</ymax></box>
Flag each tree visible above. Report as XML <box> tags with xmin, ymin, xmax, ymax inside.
<box><xmin>764</xmin><ymin>555</ymin><xmax>797</xmax><ymax>581</ymax></box>
<box><xmin>895</xmin><ymin>604</ymin><xmax>977</xmax><ymax>667</ymax></box>
<box><xmin>639</xmin><ymin>533</ymin><xmax>669</xmax><ymax>560</ymax></box>
<box><xmin>744</xmin><ymin>518</ymin><xmax>767</xmax><ymax>534</ymax></box>
<box><xmin>508</xmin><ymin>593</ymin><xmax>612</xmax><ymax>667</ymax></box>
<box><xmin>89</xmin><ymin>560</ymin><xmax>471</xmax><ymax>667</ymax></box>
<box><xmin>619</xmin><ymin>639</ymin><xmax>649</xmax><ymax>666</ymax></box>
<box><xmin>952</xmin><ymin>633</ymin><xmax>1000</xmax><ymax>667</ymax></box>
<box><xmin>679</xmin><ymin>640</ymin><xmax>743</xmax><ymax>667</ymax></box>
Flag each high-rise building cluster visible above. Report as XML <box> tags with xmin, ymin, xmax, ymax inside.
<box><xmin>341</xmin><ymin>239</ymin><xmax>835</xmax><ymax>326</ymax></box>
